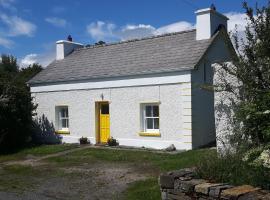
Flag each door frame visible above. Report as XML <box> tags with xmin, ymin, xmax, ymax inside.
<box><xmin>95</xmin><ymin>101</ymin><xmax>110</xmax><ymax>144</ymax></box>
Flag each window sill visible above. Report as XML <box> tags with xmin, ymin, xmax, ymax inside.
<box><xmin>139</xmin><ymin>132</ymin><xmax>161</xmax><ymax>137</ymax></box>
<box><xmin>55</xmin><ymin>130</ymin><xmax>70</xmax><ymax>135</ymax></box>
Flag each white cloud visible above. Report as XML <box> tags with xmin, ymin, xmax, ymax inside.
<box><xmin>225</xmin><ymin>12</ymin><xmax>248</xmax><ymax>32</ymax></box>
<box><xmin>19</xmin><ymin>52</ymin><xmax>54</xmax><ymax>68</ymax></box>
<box><xmin>86</xmin><ymin>11</ymin><xmax>251</xmax><ymax>43</ymax></box>
<box><xmin>0</xmin><ymin>0</ymin><xmax>16</xmax><ymax>11</ymax></box>
<box><xmin>0</xmin><ymin>36</ymin><xmax>13</xmax><ymax>48</ymax></box>
<box><xmin>20</xmin><ymin>54</ymin><xmax>38</xmax><ymax>67</ymax></box>
<box><xmin>0</xmin><ymin>14</ymin><xmax>36</xmax><ymax>37</ymax></box>
<box><xmin>45</xmin><ymin>17</ymin><xmax>67</xmax><ymax>28</ymax></box>
<box><xmin>119</xmin><ymin>24</ymin><xmax>155</xmax><ymax>40</ymax></box>
<box><xmin>86</xmin><ymin>21</ymin><xmax>117</xmax><ymax>41</ymax></box>
<box><xmin>155</xmin><ymin>21</ymin><xmax>194</xmax><ymax>35</ymax></box>
<box><xmin>86</xmin><ymin>20</ymin><xmax>195</xmax><ymax>42</ymax></box>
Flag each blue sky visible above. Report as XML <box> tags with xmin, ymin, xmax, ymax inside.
<box><xmin>0</xmin><ymin>0</ymin><xmax>267</xmax><ymax>67</ymax></box>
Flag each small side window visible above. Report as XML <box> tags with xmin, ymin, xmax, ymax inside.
<box><xmin>56</xmin><ymin>106</ymin><xmax>69</xmax><ymax>130</ymax></box>
<box><xmin>141</xmin><ymin>104</ymin><xmax>159</xmax><ymax>133</ymax></box>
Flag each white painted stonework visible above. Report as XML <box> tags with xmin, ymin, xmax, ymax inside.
<box><xmin>32</xmin><ymin>80</ymin><xmax>193</xmax><ymax>150</ymax></box>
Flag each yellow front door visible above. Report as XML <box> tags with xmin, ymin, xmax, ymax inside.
<box><xmin>99</xmin><ymin>103</ymin><xmax>110</xmax><ymax>143</ymax></box>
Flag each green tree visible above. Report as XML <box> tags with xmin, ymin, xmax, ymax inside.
<box><xmin>0</xmin><ymin>54</ymin><xmax>18</xmax><ymax>73</ymax></box>
<box><xmin>19</xmin><ymin>63</ymin><xmax>43</xmax><ymax>82</ymax></box>
<box><xmin>0</xmin><ymin>55</ymin><xmax>42</xmax><ymax>152</ymax></box>
<box><xmin>220</xmin><ymin>1</ymin><xmax>270</xmax><ymax>148</ymax></box>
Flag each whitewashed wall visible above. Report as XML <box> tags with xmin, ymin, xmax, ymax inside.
<box><xmin>191</xmin><ymin>34</ymin><xmax>233</xmax><ymax>149</ymax></box>
<box><xmin>32</xmin><ymin>74</ymin><xmax>193</xmax><ymax>150</ymax></box>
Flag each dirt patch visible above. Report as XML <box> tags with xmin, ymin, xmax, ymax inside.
<box><xmin>0</xmin><ymin>162</ymin><xmax>150</xmax><ymax>200</ymax></box>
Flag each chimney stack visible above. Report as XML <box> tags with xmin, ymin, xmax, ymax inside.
<box><xmin>195</xmin><ymin>5</ymin><xmax>228</xmax><ymax>40</ymax></box>
<box><xmin>56</xmin><ymin>35</ymin><xmax>83</xmax><ymax>60</ymax></box>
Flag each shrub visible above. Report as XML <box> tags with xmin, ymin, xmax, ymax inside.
<box><xmin>107</xmin><ymin>137</ymin><xmax>118</xmax><ymax>146</ymax></box>
<box><xmin>79</xmin><ymin>137</ymin><xmax>90</xmax><ymax>145</ymax></box>
<box><xmin>196</xmin><ymin>151</ymin><xmax>270</xmax><ymax>190</ymax></box>
<box><xmin>0</xmin><ymin>71</ymin><xmax>36</xmax><ymax>153</ymax></box>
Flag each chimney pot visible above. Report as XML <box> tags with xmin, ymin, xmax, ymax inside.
<box><xmin>67</xmin><ymin>35</ymin><xmax>72</xmax><ymax>42</ymax></box>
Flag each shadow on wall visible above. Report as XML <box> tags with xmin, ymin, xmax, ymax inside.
<box><xmin>32</xmin><ymin>114</ymin><xmax>61</xmax><ymax>144</ymax></box>
<box><xmin>215</xmin><ymin>92</ymin><xmax>238</xmax><ymax>153</ymax></box>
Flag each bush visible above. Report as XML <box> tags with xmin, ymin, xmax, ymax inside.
<box><xmin>0</xmin><ymin>55</ymin><xmax>42</xmax><ymax>153</ymax></box>
<box><xmin>79</xmin><ymin>137</ymin><xmax>90</xmax><ymax>145</ymax></box>
<box><xmin>32</xmin><ymin>114</ymin><xmax>61</xmax><ymax>144</ymax></box>
<box><xmin>196</xmin><ymin>152</ymin><xmax>270</xmax><ymax>190</ymax></box>
<box><xmin>0</xmin><ymin>72</ymin><xmax>36</xmax><ymax>153</ymax></box>
<box><xmin>107</xmin><ymin>137</ymin><xmax>118</xmax><ymax>146</ymax></box>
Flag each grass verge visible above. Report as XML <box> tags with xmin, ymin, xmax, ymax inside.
<box><xmin>0</xmin><ymin>144</ymin><xmax>79</xmax><ymax>163</ymax></box>
<box><xmin>123</xmin><ymin>178</ymin><xmax>161</xmax><ymax>200</ymax></box>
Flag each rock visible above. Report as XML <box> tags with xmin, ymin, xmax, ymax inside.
<box><xmin>178</xmin><ymin>179</ymin><xmax>206</xmax><ymax>193</ymax></box>
<box><xmin>165</xmin><ymin>144</ymin><xmax>176</xmax><ymax>151</ymax></box>
<box><xmin>221</xmin><ymin>185</ymin><xmax>260</xmax><ymax>200</ymax></box>
<box><xmin>161</xmin><ymin>190</ymin><xmax>168</xmax><ymax>200</ymax></box>
<box><xmin>168</xmin><ymin>193</ymin><xmax>192</xmax><ymax>200</ymax></box>
<box><xmin>209</xmin><ymin>184</ymin><xmax>233</xmax><ymax>198</ymax></box>
<box><xmin>160</xmin><ymin>169</ymin><xmax>194</xmax><ymax>190</ymax></box>
<box><xmin>195</xmin><ymin>182</ymin><xmax>223</xmax><ymax>195</ymax></box>
<box><xmin>159</xmin><ymin>174</ymin><xmax>175</xmax><ymax>189</ymax></box>
<box><xmin>237</xmin><ymin>189</ymin><xmax>270</xmax><ymax>200</ymax></box>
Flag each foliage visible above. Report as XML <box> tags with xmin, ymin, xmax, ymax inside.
<box><xmin>107</xmin><ymin>137</ymin><xmax>118</xmax><ymax>146</ymax></box>
<box><xmin>0</xmin><ymin>54</ymin><xmax>43</xmax><ymax>153</ymax></box>
<box><xmin>79</xmin><ymin>137</ymin><xmax>90</xmax><ymax>145</ymax></box>
<box><xmin>196</xmin><ymin>151</ymin><xmax>270</xmax><ymax>190</ymax></box>
<box><xmin>95</xmin><ymin>40</ymin><xmax>106</xmax><ymax>45</ymax></box>
<box><xmin>19</xmin><ymin>63</ymin><xmax>42</xmax><ymax>82</ymax></box>
<box><xmin>32</xmin><ymin>114</ymin><xmax>62</xmax><ymax>144</ymax></box>
<box><xmin>0</xmin><ymin>54</ymin><xmax>18</xmax><ymax>73</ymax></box>
<box><xmin>217</xmin><ymin>1</ymin><xmax>270</xmax><ymax>148</ymax></box>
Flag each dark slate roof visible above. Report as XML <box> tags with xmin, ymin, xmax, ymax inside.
<box><xmin>29</xmin><ymin>29</ymin><xmax>215</xmax><ymax>85</ymax></box>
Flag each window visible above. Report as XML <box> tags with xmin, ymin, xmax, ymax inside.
<box><xmin>56</xmin><ymin>106</ymin><xmax>69</xmax><ymax>130</ymax></box>
<box><xmin>142</xmin><ymin>104</ymin><xmax>159</xmax><ymax>133</ymax></box>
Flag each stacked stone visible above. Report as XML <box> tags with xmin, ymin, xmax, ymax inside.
<box><xmin>159</xmin><ymin>168</ymin><xmax>270</xmax><ymax>200</ymax></box>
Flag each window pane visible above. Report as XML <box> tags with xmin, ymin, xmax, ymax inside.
<box><xmin>145</xmin><ymin>106</ymin><xmax>152</xmax><ymax>117</ymax></box>
<box><xmin>60</xmin><ymin>109</ymin><xmax>64</xmax><ymax>118</ymax></box>
<box><xmin>60</xmin><ymin>108</ymin><xmax>68</xmax><ymax>118</ymax></box>
<box><xmin>101</xmin><ymin>104</ymin><xmax>109</xmax><ymax>114</ymax></box>
<box><xmin>65</xmin><ymin>108</ymin><xmax>68</xmax><ymax>117</ymax></box>
<box><xmin>153</xmin><ymin>106</ymin><xmax>159</xmax><ymax>117</ymax></box>
<box><xmin>154</xmin><ymin>118</ymin><xmax>159</xmax><ymax>129</ymax></box>
<box><xmin>66</xmin><ymin>119</ymin><xmax>69</xmax><ymax>128</ymax></box>
<box><xmin>146</xmin><ymin>118</ymin><xmax>153</xmax><ymax>129</ymax></box>
<box><xmin>61</xmin><ymin>119</ymin><xmax>66</xmax><ymax>128</ymax></box>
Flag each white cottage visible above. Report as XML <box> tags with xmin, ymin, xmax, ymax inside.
<box><xmin>29</xmin><ymin>7</ymin><xmax>234</xmax><ymax>150</ymax></box>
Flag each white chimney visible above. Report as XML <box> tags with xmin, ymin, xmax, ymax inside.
<box><xmin>195</xmin><ymin>7</ymin><xmax>228</xmax><ymax>40</ymax></box>
<box><xmin>56</xmin><ymin>40</ymin><xmax>83</xmax><ymax>60</ymax></box>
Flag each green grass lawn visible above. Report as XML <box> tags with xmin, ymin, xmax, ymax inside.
<box><xmin>47</xmin><ymin>147</ymin><xmax>214</xmax><ymax>172</ymax></box>
<box><xmin>0</xmin><ymin>145</ymin><xmax>214</xmax><ymax>199</ymax></box>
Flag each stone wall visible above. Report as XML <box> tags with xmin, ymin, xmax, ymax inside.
<box><xmin>159</xmin><ymin>169</ymin><xmax>270</xmax><ymax>200</ymax></box>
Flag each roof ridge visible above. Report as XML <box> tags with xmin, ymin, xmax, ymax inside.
<box><xmin>76</xmin><ymin>29</ymin><xmax>196</xmax><ymax>51</ymax></box>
